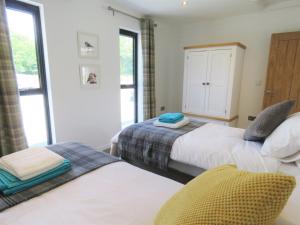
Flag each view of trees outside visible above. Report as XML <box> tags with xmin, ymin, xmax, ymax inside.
<box><xmin>7</xmin><ymin>9</ymin><xmax>39</xmax><ymax>90</ymax></box>
<box><xmin>120</xmin><ymin>35</ymin><xmax>134</xmax><ymax>85</ymax></box>
<box><xmin>120</xmin><ymin>35</ymin><xmax>135</xmax><ymax>127</ymax></box>
<box><xmin>7</xmin><ymin>8</ymin><xmax>47</xmax><ymax>146</ymax></box>
<box><xmin>11</xmin><ymin>32</ymin><xmax>38</xmax><ymax>75</ymax></box>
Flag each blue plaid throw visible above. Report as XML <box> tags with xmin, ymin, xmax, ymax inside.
<box><xmin>118</xmin><ymin>118</ymin><xmax>204</xmax><ymax>170</ymax></box>
<box><xmin>0</xmin><ymin>142</ymin><xmax>120</xmax><ymax>212</ymax></box>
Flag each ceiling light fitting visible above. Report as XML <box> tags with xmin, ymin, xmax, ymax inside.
<box><xmin>181</xmin><ymin>0</ymin><xmax>188</xmax><ymax>7</ymax></box>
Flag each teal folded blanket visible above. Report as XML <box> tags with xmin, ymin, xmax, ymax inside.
<box><xmin>0</xmin><ymin>159</ymin><xmax>71</xmax><ymax>195</ymax></box>
<box><xmin>159</xmin><ymin>113</ymin><xmax>184</xmax><ymax>124</ymax></box>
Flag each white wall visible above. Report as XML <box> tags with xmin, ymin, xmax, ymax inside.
<box><xmin>154</xmin><ymin>19</ymin><xmax>181</xmax><ymax>115</ymax></box>
<box><xmin>32</xmin><ymin>0</ymin><xmax>139</xmax><ymax>149</ymax></box>
<box><xmin>179</xmin><ymin>7</ymin><xmax>300</xmax><ymax>128</ymax></box>
<box><xmin>30</xmin><ymin>0</ymin><xmax>299</xmax><ymax>148</ymax></box>
<box><xmin>31</xmin><ymin>0</ymin><xmax>177</xmax><ymax>149</ymax></box>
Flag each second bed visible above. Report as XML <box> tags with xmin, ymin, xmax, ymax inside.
<box><xmin>111</xmin><ymin>122</ymin><xmax>296</xmax><ymax>179</ymax></box>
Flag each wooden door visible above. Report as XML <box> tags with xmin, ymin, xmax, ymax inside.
<box><xmin>185</xmin><ymin>51</ymin><xmax>208</xmax><ymax>115</ymax></box>
<box><xmin>263</xmin><ymin>32</ymin><xmax>300</xmax><ymax>113</ymax></box>
<box><xmin>206</xmin><ymin>50</ymin><xmax>232</xmax><ymax>117</ymax></box>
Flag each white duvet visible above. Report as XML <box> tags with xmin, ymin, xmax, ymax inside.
<box><xmin>0</xmin><ymin>162</ymin><xmax>182</xmax><ymax>225</ymax></box>
<box><xmin>171</xmin><ymin>123</ymin><xmax>281</xmax><ymax>172</ymax></box>
<box><xmin>112</xmin><ymin>123</ymin><xmax>281</xmax><ymax>173</ymax></box>
<box><xmin>0</xmin><ymin>162</ymin><xmax>299</xmax><ymax>225</ymax></box>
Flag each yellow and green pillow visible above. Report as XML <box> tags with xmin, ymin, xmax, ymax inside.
<box><xmin>155</xmin><ymin>165</ymin><xmax>295</xmax><ymax>225</ymax></box>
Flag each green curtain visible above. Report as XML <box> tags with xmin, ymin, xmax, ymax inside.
<box><xmin>141</xmin><ymin>18</ymin><xmax>156</xmax><ymax>120</ymax></box>
<box><xmin>0</xmin><ymin>0</ymin><xmax>27</xmax><ymax>156</ymax></box>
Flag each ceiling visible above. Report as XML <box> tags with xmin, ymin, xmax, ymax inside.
<box><xmin>108</xmin><ymin>0</ymin><xmax>300</xmax><ymax>22</ymax></box>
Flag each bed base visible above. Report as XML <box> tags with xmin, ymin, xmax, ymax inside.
<box><xmin>111</xmin><ymin>143</ymin><xmax>205</xmax><ymax>184</ymax></box>
<box><xmin>125</xmin><ymin>159</ymin><xmax>201</xmax><ymax>184</ymax></box>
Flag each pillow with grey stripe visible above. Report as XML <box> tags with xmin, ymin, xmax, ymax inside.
<box><xmin>244</xmin><ymin>100</ymin><xmax>295</xmax><ymax>142</ymax></box>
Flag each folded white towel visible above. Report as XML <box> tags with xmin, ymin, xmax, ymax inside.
<box><xmin>0</xmin><ymin>147</ymin><xmax>64</xmax><ymax>180</ymax></box>
<box><xmin>153</xmin><ymin>117</ymin><xmax>190</xmax><ymax>129</ymax></box>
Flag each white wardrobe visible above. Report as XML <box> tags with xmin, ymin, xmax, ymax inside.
<box><xmin>182</xmin><ymin>43</ymin><xmax>246</xmax><ymax>126</ymax></box>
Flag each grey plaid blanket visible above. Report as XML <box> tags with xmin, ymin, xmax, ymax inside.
<box><xmin>118</xmin><ymin>118</ymin><xmax>204</xmax><ymax>170</ymax></box>
<box><xmin>0</xmin><ymin>142</ymin><xmax>120</xmax><ymax>212</ymax></box>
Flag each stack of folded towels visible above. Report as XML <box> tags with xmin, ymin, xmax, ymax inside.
<box><xmin>0</xmin><ymin>147</ymin><xmax>71</xmax><ymax>195</ymax></box>
<box><xmin>154</xmin><ymin>112</ymin><xmax>190</xmax><ymax>129</ymax></box>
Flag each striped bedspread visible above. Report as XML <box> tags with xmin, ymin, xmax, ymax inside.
<box><xmin>0</xmin><ymin>142</ymin><xmax>120</xmax><ymax>212</ymax></box>
<box><xmin>117</xmin><ymin>118</ymin><xmax>204</xmax><ymax>170</ymax></box>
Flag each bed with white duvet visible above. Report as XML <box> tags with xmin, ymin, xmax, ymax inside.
<box><xmin>112</xmin><ymin>122</ymin><xmax>293</xmax><ymax>174</ymax></box>
<box><xmin>0</xmin><ymin>161</ymin><xmax>299</xmax><ymax>225</ymax></box>
<box><xmin>113</xmin><ymin>101</ymin><xmax>300</xmax><ymax>175</ymax></box>
<box><xmin>170</xmin><ymin>123</ymin><xmax>281</xmax><ymax>173</ymax></box>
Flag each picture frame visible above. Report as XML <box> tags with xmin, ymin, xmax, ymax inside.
<box><xmin>79</xmin><ymin>64</ymin><xmax>100</xmax><ymax>88</ymax></box>
<box><xmin>77</xmin><ymin>32</ymin><xmax>99</xmax><ymax>58</ymax></box>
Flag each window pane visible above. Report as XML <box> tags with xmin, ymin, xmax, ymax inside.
<box><xmin>20</xmin><ymin>95</ymin><xmax>48</xmax><ymax>146</ymax></box>
<box><xmin>121</xmin><ymin>88</ymin><xmax>135</xmax><ymax>128</ymax></box>
<box><xmin>6</xmin><ymin>9</ymin><xmax>40</xmax><ymax>90</ymax></box>
<box><xmin>120</xmin><ymin>35</ymin><xmax>134</xmax><ymax>85</ymax></box>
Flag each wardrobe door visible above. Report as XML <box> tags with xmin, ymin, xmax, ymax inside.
<box><xmin>205</xmin><ymin>50</ymin><xmax>232</xmax><ymax>117</ymax></box>
<box><xmin>185</xmin><ymin>51</ymin><xmax>208</xmax><ymax>114</ymax></box>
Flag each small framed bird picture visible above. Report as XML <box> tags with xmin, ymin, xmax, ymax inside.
<box><xmin>77</xmin><ymin>32</ymin><xmax>99</xmax><ymax>58</ymax></box>
<box><xmin>79</xmin><ymin>64</ymin><xmax>100</xmax><ymax>88</ymax></box>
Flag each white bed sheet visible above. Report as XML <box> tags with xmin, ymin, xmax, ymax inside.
<box><xmin>0</xmin><ymin>162</ymin><xmax>182</xmax><ymax>225</ymax></box>
<box><xmin>171</xmin><ymin>123</ymin><xmax>281</xmax><ymax>172</ymax></box>
<box><xmin>112</xmin><ymin>123</ymin><xmax>281</xmax><ymax>173</ymax></box>
<box><xmin>0</xmin><ymin>161</ymin><xmax>299</xmax><ymax>225</ymax></box>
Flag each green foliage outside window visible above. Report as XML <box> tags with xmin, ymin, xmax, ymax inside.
<box><xmin>10</xmin><ymin>32</ymin><xmax>38</xmax><ymax>75</ymax></box>
<box><xmin>120</xmin><ymin>36</ymin><xmax>133</xmax><ymax>76</ymax></box>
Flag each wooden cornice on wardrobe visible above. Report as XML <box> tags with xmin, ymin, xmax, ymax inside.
<box><xmin>184</xmin><ymin>42</ymin><xmax>247</xmax><ymax>50</ymax></box>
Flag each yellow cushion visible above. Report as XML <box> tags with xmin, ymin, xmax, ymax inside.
<box><xmin>155</xmin><ymin>165</ymin><xmax>296</xmax><ymax>225</ymax></box>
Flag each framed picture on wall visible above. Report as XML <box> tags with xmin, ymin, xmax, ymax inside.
<box><xmin>79</xmin><ymin>64</ymin><xmax>100</xmax><ymax>88</ymax></box>
<box><xmin>77</xmin><ymin>32</ymin><xmax>99</xmax><ymax>58</ymax></box>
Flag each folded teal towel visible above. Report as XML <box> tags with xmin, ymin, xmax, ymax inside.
<box><xmin>0</xmin><ymin>159</ymin><xmax>71</xmax><ymax>195</ymax></box>
<box><xmin>159</xmin><ymin>113</ymin><xmax>184</xmax><ymax>124</ymax></box>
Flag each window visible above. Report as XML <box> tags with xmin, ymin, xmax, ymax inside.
<box><xmin>6</xmin><ymin>0</ymin><xmax>52</xmax><ymax>146</ymax></box>
<box><xmin>119</xmin><ymin>29</ymin><xmax>138</xmax><ymax>128</ymax></box>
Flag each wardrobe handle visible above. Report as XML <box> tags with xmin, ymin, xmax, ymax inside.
<box><xmin>202</xmin><ymin>82</ymin><xmax>206</xmax><ymax>85</ymax></box>
<box><xmin>206</xmin><ymin>82</ymin><xmax>210</xmax><ymax>85</ymax></box>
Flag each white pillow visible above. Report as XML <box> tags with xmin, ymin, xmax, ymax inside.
<box><xmin>288</xmin><ymin>112</ymin><xmax>300</xmax><ymax>118</ymax></box>
<box><xmin>279</xmin><ymin>151</ymin><xmax>300</xmax><ymax>163</ymax></box>
<box><xmin>261</xmin><ymin>114</ymin><xmax>300</xmax><ymax>159</ymax></box>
